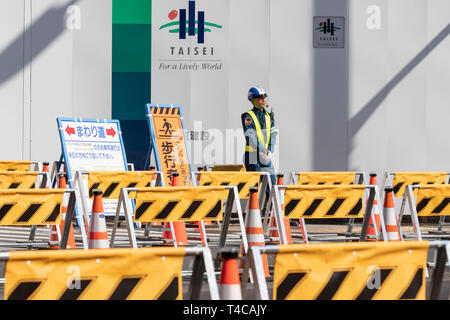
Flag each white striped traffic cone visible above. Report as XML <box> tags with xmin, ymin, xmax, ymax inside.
<box><xmin>48</xmin><ymin>225</ymin><xmax>59</xmax><ymax>249</ymax></box>
<box><xmin>149</xmin><ymin>166</ymin><xmax>157</xmax><ymax>187</ymax></box>
<box><xmin>383</xmin><ymin>187</ymin><xmax>402</xmax><ymax>241</ymax></box>
<box><xmin>88</xmin><ymin>189</ymin><xmax>110</xmax><ymax>249</ymax></box>
<box><xmin>366</xmin><ymin>173</ymin><xmax>381</xmax><ymax>241</ymax></box>
<box><xmin>219</xmin><ymin>248</ymin><xmax>242</xmax><ymax>300</ymax></box>
<box><xmin>240</xmin><ymin>187</ymin><xmax>270</xmax><ymax>277</ymax></box>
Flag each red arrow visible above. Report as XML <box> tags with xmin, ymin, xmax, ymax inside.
<box><xmin>106</xmin><ymin>127</ymin><xmax>116</xmax><ymax>138</ymax></box>
<box><xmin>65</xmin><ymin>125</ymin><xmax>75</xmax><ymax>136</ymax></box>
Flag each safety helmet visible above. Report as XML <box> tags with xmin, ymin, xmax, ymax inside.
<box><xmin>248</xmin><ymin>86</ymin><xmax>267</xmax><ymax>101</ymax></box>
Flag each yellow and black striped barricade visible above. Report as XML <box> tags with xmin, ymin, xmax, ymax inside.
<box><xmin>384</xmin><ymin>171</ymin><xmax>450</xmax><ymax>234</ymax></box>
<box><xmin>0</xmin><ymin>160</ymin><xmax>35</xmax><ymax>172</ymax></box>
<box><xmin>399</xmin><ymin>184</ymin><xmax>450</xmax><ymax>241</ymax></box>
<box><xmin>0</xmin><ymin>246</ymin><xmax>219</xmax><ymax>300</ymax></box>
<box><xmin>189</xmin><ymin>171</ymin><xmax>272</xmax><ymax>214</ymax></box>
<box><xmin>273</xmin><ymin>172</ymin><xmax>367</xmax><ymax>240</ymax></box>
<box><xmin>242</xmin><ymin>241</ymin><xmax>450</xmax><ymax>300</ymax></box>
<box><xmin>289</xmin><ymin>171</ymin><xmax>366</xmax><ymax>186</ymax></box>
<box><xmin>72</xmin><ymin>170</ymin><xmax>163</xmax><ymax>228</ymax></box>
<box><xmin>110</xmin><ymin>186</ymin><xmax>248</xmax><ymax>256</ymax></box>
<box><xmin>0</xmin><ymin>188</ymin><xmax>79</xmax><ymax>250</ymax></box>
<box><xmin>0</xmin><ymin>171</ymin><xmax>49</xmax><ymax>189</ymax></box>
<box><xmin>268</xmin><ymin>184</ymin><xmax>387</xmax><ymax>244</ymax></box>
<box><xmin>210</xmin><ymin>164</ymin><xmax>246</xmax><ymax>172</ymax></box>
<box><xmin>0</xmin><ymin>170</ymin><xmax>54</xmax><ymax>243</ymax></box>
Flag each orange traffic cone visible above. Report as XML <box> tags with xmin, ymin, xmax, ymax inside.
<box><xmin>145</xmin><ymin>166</ymin><xmax>159</xmax><ymax>227</ymax></box>
<box><xmin>193</xmin><ymin>166</ymin><xmax>210</xmax><ymax>230</ymax></box>
<box><xmin>240</xmin><ymin>187</ymin><xmax>270</xmax><ymax>277</ymax></box>
<box><xmin>41</xmin><ymin>162</ymin><xmax>50</xmax><ymax>189</ymax></box>
<box><xmin>268</xmin><ymin>174</ymin><xmax>292</xmax><ymax>244</ymax></box>
<box><xmin>57</xmin><ymin>173</ymin><xmax>76</xmax><ymax>248</ymax></box>
<box><xmin>196</xmin><ymin>166</ymin><xmax>203</xmax><ymax>185</ymax></box>
<box><xmin>219</xmin><ymin>248</ymin><xmax>242</xmax><ymax>300</ymax></box>
<box><xmin>267</xmin><ymin>215</ymin><xmax>279</xmax><ymax>245</ymax></box>
<box><xmin>366</xmin><ymin>173</ymin><xmax>381</xmax><ymax>241</ymax></box>
<box><xmin>88</xmin><ymin>190</ymin><xmax>110</xmax><ymax>249</ymax></box>
<box><xmin>383</xmin><ymin>187</ymin><xmax>402</xmax><ymax>241</ymax></box>
<box><xmin>162</xmin><ymin>173</ymin><xmax>189</xmax><ymax>246</ymax></box>
<box><xmin>42</xmin><ymin>162</ymin><xmax>59</xmax><ymax>249</ymax></box>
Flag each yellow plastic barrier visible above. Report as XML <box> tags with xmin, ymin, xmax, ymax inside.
<box><xmin>289</xmin><ymin>171</ymin><xmax>366</xmax><ymax>185</ymax></box>
<box><xmin>211</xmin><ymin>164</ymin><xmax>246</xmax><ymax>172</ymax></box>
<box><xmin>194</xmin><ymin>171</ymin><xmax>262</xmax><ymax>199</ymax></box>
<box><xmin>285</xmin><ymin>172</ymin><xmax>367</xmax><ymax>240</ymax></box>
<box><xmin>400</xmin><ymin>184</ymin><xmax>450</xmax><ymax>240</ymax></box>
<box><xmin>242</xmin><ymin>241</ymin><xmax>450</xmax><ymax>300</ymax></box>
<box><xmin>269</xmin><ymin>184</ymin><xmax>386</xmax><ymax>243</ymax></box>
<box><xmin>2</xmin><ymin>246</ymin><xmax>218</xmax><ymax>300</ymax></box>
<box><xmin>283</xmin><ymin>185</ymin><xmax>365</xmax><ymax>219</ymax></box>
<box><xmin>85</xmin><ymin>171</ymin><xmax>160</xmax><ymax>199</ymax></box>
<box><xmin>110</xmin><ymin>186</ymin><xmax>248</xmax><ymax>254</ymax></box>
<box><xmin>133</xmin><ymin>186</ymin><xmax>229</xmax><ymax>222</ymax></box>
<box><xmin>72</xmin><ymin>170</ymin><xmax>163</xmax><ymax>229</ymax></box>
<box><xmin>387</xmin><ymin>172</ymin><xmax>448</xmax><ymax>198</ymax></box>
<box><xmin>0</xmin><ymin>171</ymin><xmax>39</xmax><ymax>189</ymax></box>
<box><xmin>0</xmin><ymin>161</ymin><xmax>32</xmax><ymax>172</ymax></box>
<box><xmin>297</xmin><ymin>172</ymin><xmax>357</xmax><ymax>185</ymax></box>
<box><xmin>0</xmin><ymin>189</ymin><xmax>77</xmax><ymax>249</ymax></box>
<box><xmin>0</xmin><ymin>189</ymin><xmax>64</xmax><ymax>226</ymax></box>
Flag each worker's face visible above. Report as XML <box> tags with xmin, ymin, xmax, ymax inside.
<box><xmin>252</xmin><ymin>96</ymin><xmax>267</xmax><ymax>109</ymax></box>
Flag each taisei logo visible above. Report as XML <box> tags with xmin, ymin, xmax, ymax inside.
<box><xmin>316</xmin><ymin>18</ymin><xmax>341</xmax><ymax>36</ymax></box>
<box><xmin>159</xmin><ymin>0</ymin><xmax>222</xmax><ymax>44</ymax></box>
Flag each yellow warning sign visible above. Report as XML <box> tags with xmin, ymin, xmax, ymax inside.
<box><xmin>297</xmin><ymin>172</ymin><xmax>356</xmax><ymax>185</ymax></box>
<box><xmin>273</xmin><ymin>241</ymin><xmax>428</xmax><ymax>300</ymax></box>
<box><xmin>392</xmin><ymin>172</ymin><xmax>447</xmax><ymax>197</ymax></box>
<box><xmin>149</xmin><ymin>106</ymin><xmax>190</xmax><ymax>186</ymax></box>
<box><xmin>5</xmin><ymin>247</ymin><xmax>185</xmax><ymax>300</ymax></box>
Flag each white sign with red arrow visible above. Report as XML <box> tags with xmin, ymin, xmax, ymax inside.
<box><xmin>63</xmin><ymin>122</ymin><xmax>118</xmax><ymax>141</ymax></box>
<box><xmin>59</xmin><ymin>120</ymin><xmax>126</xmax><ymax>175</ymax></box>
<box><xmin>58</xmin><ymin>119</ymin><xmax>128</xmax><ymax>216</ymax></box>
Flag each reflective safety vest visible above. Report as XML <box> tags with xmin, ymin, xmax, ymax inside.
<box><xmin>245</xmin><ymin>110</ymin><xmax>271</xmax><ymax>152</ymax></box>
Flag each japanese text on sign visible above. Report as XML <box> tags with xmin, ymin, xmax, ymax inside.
<box><xmin>149</xmin><ymin>107</ymin><xmax>191</xmax><ymax>186</ymax></box>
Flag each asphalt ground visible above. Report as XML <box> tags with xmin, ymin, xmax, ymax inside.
<box><xmin>0</xmin><ymin>219</ymin><xmax>448</xmax><ymax>300</ymax></box>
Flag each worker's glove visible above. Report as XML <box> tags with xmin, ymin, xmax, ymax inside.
<box><xmin>271</xmin><ymin>127</ymin><xmax>278</xmax><ymax>137</ymax></box>
<box><xmin>259</xmin><ymin>150</ymin><xmax>272</xmax><ymax>165</ymax></box>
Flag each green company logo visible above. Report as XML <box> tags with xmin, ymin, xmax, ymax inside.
<box><xmin>159</xmin><ymin>1</ymin><xmax>222</xmax><ymax>44</ymax></box>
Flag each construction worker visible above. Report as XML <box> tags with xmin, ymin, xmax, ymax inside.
<box><xmin>241</xmin><ymin>86</ymin><xmax>277</xmax><ymax>207</ymax></box>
